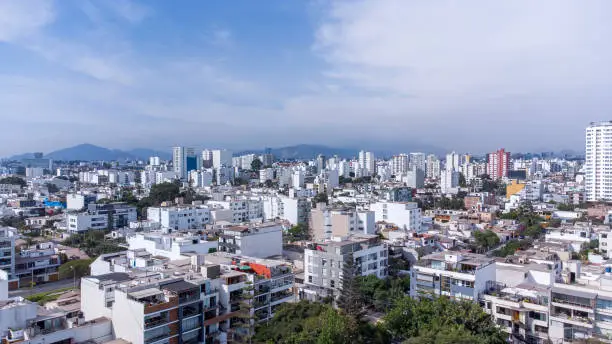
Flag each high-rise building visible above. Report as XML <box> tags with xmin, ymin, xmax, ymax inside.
<box><xmin>486</xmin><ymin>148</ymin><xmax>510</xmax><ymax>180</ymax></box>
<box><xmin>586</xmin><ymin>121</ymin><xmax>612</xmax><ymax>201</ymax></box>
<box><xmin>359</xmin><ymin>150</ymin><xmax>376</xmax><ymax>176</ymax></box>
<box><xmin>409</xmin><ymin>152</ymin><xmax>426</xmax><ymax>173</ymax></box>
<box><xmin>391</xmin><ymin>154</ymin><xmax>409</xmax><ymax>175</ymax></box>
<box><xmin>212</xmin><ymin>149</ymin><xmax>232</xmax><ymax>169</ymax></box>
<box><xmin>445</xmin><ymin>151</ymin><xmax>460</xmax><ymax>172</ymax></box>
<box><xmin>426</xmin><ymin>154</ymin><xmax>441</xmax><ymax>179</ymax></box>
<box><xmin>316</xmin><ymin>154</ymin><xmax>326</xmax><ymax>172</ymax></box>
<box><xmin>201</xmin><ymin>149</ymin><xmax>213</xmax><ymax>168</ymax></box>
<box><xmin>173</xmin><ymin>146</ymin><xmax>199</xmax><ymax>180</ymax></box>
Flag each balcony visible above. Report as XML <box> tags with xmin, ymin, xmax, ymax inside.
<box><xmin>255</xmin><ymin>286</ymin><xmax>270</xmax><ymax>296</ymax></box>
<box><xmin>145</xmin><ymin>316</ymin><xmax>170</xmax><ymax>330</ymax></box>
<box><xmin>270</xmin><ymin>291</ymin><xmax>294</xmax><ymax>304</ymax></box>
<box><xmin>550</xmin><ymin>312</ymin><xmax>594</xmax><ymax>328</ymax></box>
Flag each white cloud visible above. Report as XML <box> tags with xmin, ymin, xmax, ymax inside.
<box><xmin>315</xmin><ymin>0</ymin><xmax>612</xmax><ymax>96</ymax></box>
<box><xmin>308</xmin><ymin>0</ymin><xmax>612</xmax><ymax>151</ymax></box>
<box><xmin>0</xmin><ymin>0</ymin><xmax>54</xmax><ymax>42</ymax></box>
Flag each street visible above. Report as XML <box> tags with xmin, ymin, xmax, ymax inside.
<box><xmin>9</xmin><ymin>279</ymin><xmax>78</xmax><ymax>298</ymax></box>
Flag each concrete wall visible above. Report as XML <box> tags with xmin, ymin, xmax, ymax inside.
<box><xmin>81</xmin><ymin>278</ymin><xmax>112</xmax><ymax>321</ymax></box>
<box><xmin>112</xmin><ymin>291</ymin><xmax>145</xmax><ymax>344</ymax></box>
<box><xmin>240</xmin><ymin>229</ymin><xmax>283</xmax><ymax>258</ymax></box>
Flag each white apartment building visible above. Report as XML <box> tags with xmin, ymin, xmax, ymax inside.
<box><xmin>358</xmin><ymin>150</ymin><xmax>376</xmax><ymax>176</ymax></box>
<box><xmin>149</xmin><ymin>156</ymin><xmax>161</xmax><ymax>166</ymax></box>
<box><xmin>66</xmin><ymin>193</ymin><xmax>97</xmax><ymax>211</ymax></box>
<box><xmin>409</xmin><ymin>152</ymin><xmax>426</xmax><ymax>173</ymax></box>
<box><xmin>338</xmin><ymin>160</ymin><xmax>350</xmax><ymax>178</ymax></box>
<box><xmin>426</xmin><ymin>154</ymin><xmax>441</xmax><ymax>180</ymax></box>
<box><xmin>215</xmin><ymin>166</ymin><xmax>234</xmax><ymax>185</ymax></box>
<box><xmin>585</xmin><ymin>121</ymin><xmax>612</xmax><ymax>202</ymax></box>
<box><xmin>173</xmin><ymin>146</ymin><xmax>199</xmax><ymax>180</ymax></box>
<box><xmin>292</xmin><ymin>170</ymin><xmax>304</xmax><ymax>189</ymax></box>
<box><xmin>401</xmin><ymin>167</ymin><xmax>425</xmax><ymax>189</ymax></box>
<box><xmin>0</xmin><ymin>227</ymin><xmax>16</xmax><ymax>286</ymax></box>
<box><xmin>189</xmin><ymin>169</ymin><xmax>213</xmax><ymax>188</ymax></box>
<box><xmin>66</xmin><ymin>203</ymin><xmax>137</xmax><ymax>233</ymax></box>
<box><xmin>259</xmin><ymin>168</ymin><xmax>274</xmax><ymax>183</ymax></box>
<box><xmin>218</xmin><ymin>222</ymin><xmax>283</xmax><ymax>258</ymax></box>
<box><xmin>208</xmin><ymin>198</ymin><xmax>264</xmax><ymax>223</ymax></box>
<box><xmin>25</xmin><ymin>167</ymin><xmax>45</xmax><ymax>179</ymax></box>
<box><xmin>147</xmin><ymin>205</ymin><xmax>212</xmax><ymax>231</ymax></box>
<box><xmin>126</xmin><ymin>233</ymin><xmax>217</xmax><ymax>260</ymax></box>
<box><xmin>316</xmin><ymin>169</ymin><xmax>339</xmax><ymax>191</ymax></box>
<box><xmin>410</xmin><ymin>252</ymin><xmax>496</xmax><ymax>301</ymax></box>
<box><xmin>155</xmin><ymin>171</ymin><xmax>180</xmax><ymax>185</ymax></box>
<box><xmin>262</xmin><ymin>195</ymin><xmax>311</xmax><ymax>226</ymax></box>
<box><xmin>370</xmin><ymin>201</ymin><xmax>422</xmax><ymax>232</ymax></box>
<box><xmin>212</xmin><ymin>150</ymin><xmax>233</xmax><ymax>169</ymax></box>
<box><xmin>391</xmin><ymin>154</ymin><xmax>409</xmax><ymax>175</ymax></box>
<box><xmin>441</xmin><ymin>169</ymin><xmax>460</xmax><ymax>194</ymax></box>
<box><xmin>302</xmin><ymin>235</ymin><xmax>388</xmax><ymax>301</ymax></box>
<box><xmin>445</xmin><ymin>151</ymin><xmax>461</xmax><ymax>172</ymax></box>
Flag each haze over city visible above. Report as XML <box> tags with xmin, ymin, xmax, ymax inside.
<box><xmin>2</xmin><ymin>0</ymin><xmax>612</xmax><ymax>157</ymax></box>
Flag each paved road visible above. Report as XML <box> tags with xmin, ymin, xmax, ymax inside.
<box><xmin>9</xmin><ymin>279</ymin><xmax>78</xmax><ymax>297</ymax></box>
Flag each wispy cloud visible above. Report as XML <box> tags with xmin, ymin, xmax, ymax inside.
<box><xmin>0</xmin><ymin>0</ymin><xmax>54</xmax><ymax>42</ymax></box>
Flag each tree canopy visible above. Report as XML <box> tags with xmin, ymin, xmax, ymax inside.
<box><xmin>383</xmin><ymin>296</ymin><xmax>506</xmax><ymax>344</ymax></box>
<box><xmin>473</xmin><ymin>230</ymin><xmax>500</xmax><ymax>253</ymax></box>
<box><xmin>251</xmin><ymin>158</ymin><xmax>263</xmax><ymax>171</ymax></box>
<box><xmin>0</xmin><ymin>176</ymin><xmax>26</xmax><ymax>187</ymax></box>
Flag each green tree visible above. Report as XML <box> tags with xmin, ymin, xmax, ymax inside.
<box><xmin>458</xmin><ymin>173</ymin><xmax>467</xmax><ymax>187</ymax></box>
<box><xmin>147</xmin><ymin>182</ymin><xmax>180</xmax><ymax>205</ymax></box>
<box><xmin>336</xmin><ymin>256</ymin><xmax>365</xmax><ymax>320</ymax></box>
<box><xmin>58</xmin><ymin>259</ymin><xmax>94</xmax><ymax>280</ymax></box>
<box><xmin>383</xmin><ymin>296</ymin><xmax>505</xmax><ymax>344</ymax></box>
<box><xmin>251</xmin><ymin>158</ymin><xmax>263</xmax><ymax>171</ymax></box>
<box><xmin>473</xmin><ymin>230</ymin><xmax>500</xmax><ymax>252</ymax></box>
<box><xmin>45</xmin><ymin>183</ymin><xmax>60</xmax><ymax>194</ymax></box>
<box><xmin>313</xmin><ymin>193</ymin><xmax>329</xmax><ymax>205</ymax></box>
<box><xmin>286</xmin><ymin>224</ymin><xmax>309</xmax><ymax>242</ymax></box>
<box><xmin>0</xmin><ymin>176</ymin><xmax>26</xmax><ymax>187</ymax></box>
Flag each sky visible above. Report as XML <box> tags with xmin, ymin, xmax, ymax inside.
<box><xmin>1</xmin><ymin>0</ymin><xmax>611</xmax><ymax>157</ymax></box>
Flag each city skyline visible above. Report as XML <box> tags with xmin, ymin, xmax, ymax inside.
<box><xmin>2</xmin><ymin>0</ymin><xmax>612</xmax><ymax>156</ymax></box>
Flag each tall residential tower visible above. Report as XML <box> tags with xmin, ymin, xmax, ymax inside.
<box><xmin>586</xmin><ymin>121</ymin><xmax>612</xmax><ymax>202</ymax></box>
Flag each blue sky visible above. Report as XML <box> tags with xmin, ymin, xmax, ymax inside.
<box><xmin>1</xmin><ymin>0</ymin><xmax>612</xmax><ymax>157</ymax></box>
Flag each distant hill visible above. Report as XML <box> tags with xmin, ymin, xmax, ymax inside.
<box><xmin>8</xmin><ymin>144</ymin><xmax>171</xmax><ymax>161</ymax></box>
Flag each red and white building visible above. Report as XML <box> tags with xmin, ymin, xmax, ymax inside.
<box><xmin>486</xmin><ymin>148</ymin><xmax>510</xmax><ymax>180</ymax></box>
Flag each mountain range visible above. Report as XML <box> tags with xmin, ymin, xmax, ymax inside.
<box><xmin>6</xmin><ymin>143</ymin><xmax>582</xmax><ymax>162</ymax></box>
<box><xmin>8</xmin><ymin>144</ymin><xmax>172</xmax><ymax>162</ymax></box>
<box><xmin>7</xmin><ymin>143</ymin><xmax>437</xmax><ymax>162</ymax></box>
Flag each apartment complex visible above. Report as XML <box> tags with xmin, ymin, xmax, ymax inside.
<box><xmin>147</xmin><ymin>205</ymin><xmax>211</xmax><ymax>231</ymax></box>
<box><xmin>173</xmin><ymin>147</ymin><xmax>200</xmax><ymax>180</ymax></box>
<box><xmin>410</xmin><ymin>252</ymin><xmax>496</xmax><ymax>301</ymax></box>
<box><xmin>586</xmin><ymin>121</ymin><xmax>612</xmax><ymax>202</ymax></box>
<box><xmin>0</xmin><ymin>227</ymin><xmax>16</xmax><ymax>289</ymax></box>
<box><xmin>218</xmin><ymin>222</ymin><xmax>283</xmax><ymax>258</ymax></box>
<box><xmin>370</xmin><ymin>201</ymin><xmax>422</xmax><ymax>232</ymax></box>
<box><xmin>487</xmin><ymin>148</ymin><xmax>511</xmax><ymax>180</ymax></box>
<box><xmin>83</xmin><ymin>251</ymin><xmax>295</xmax><ymax>344</ymax></box>
<box><xmin>309</xmin><ymin>207</ymin><xmax>375</xmax><ymax>241</ymax></box>
<box><xmin>302</xmin><ymin>235</ymin><xmax>388</xmax><ymax>301</ymax></box>
<box><xmin>66</xmin><ymin>203</ymin><xmax>137</xmax><ymax>232</ymax></box>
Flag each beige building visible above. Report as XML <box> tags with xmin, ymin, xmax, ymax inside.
<box><xmin>309</xmin><ymin>206</ymin><xmax>375</xmax><ymax>241</ymax></box>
